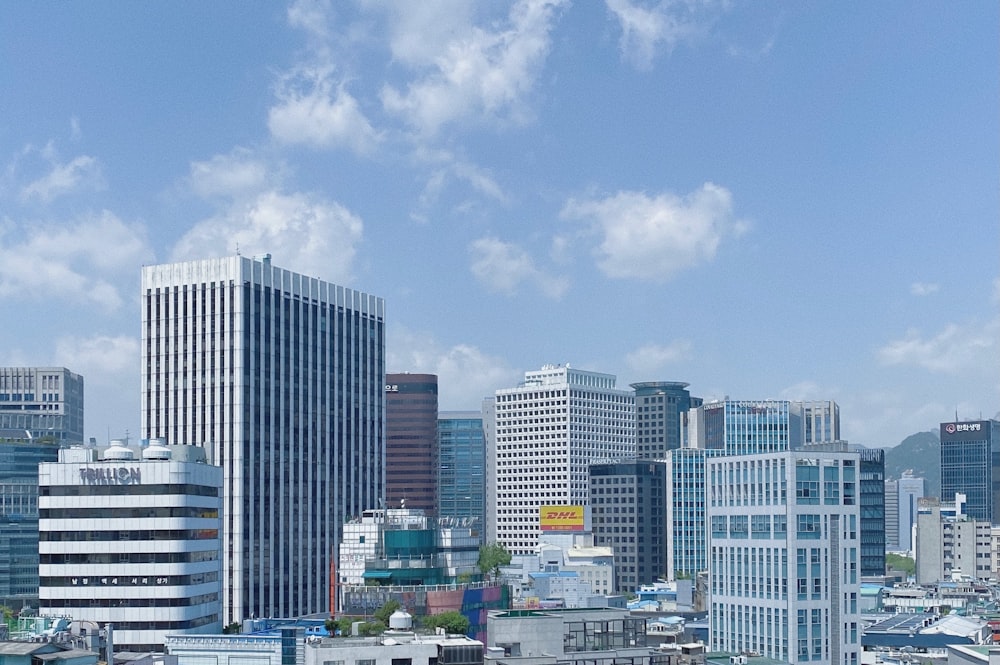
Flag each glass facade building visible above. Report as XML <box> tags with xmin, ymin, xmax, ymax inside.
<box><xmin>0</xmin><ymin>437</ymin><xmax>60</xmax><ymax>610</ymax></box>
<box><xmin>385</xmin><ymin>374</ymin><xmax>438</xmax><ymax>515</ymax></box>
<box><xmin>140</xmin><ymin>255</ymin><xmax>385</xmax><ymax>623</ymax></box>
<box><xmin>590</xmin><ymin>460</ymin><xmax>666</xmax><ymax>592</ymax></box>
<box><xmin>707</xmin><ymin>449</ymin><xmax>861</xmax><ymax>665</ymax></box>
<box><xmin>0</xmin><ymin>367</ymin><xmax>84</xmax><ymax>443</ymax></box>
<box><xmin>438</xmin><ymin>411</ymin><xmax>486</xmax><ymax>526</ymax></box>
<box><xmin>857</xmin><ymin>447</ymin><xmax>886</xmax><ymax>577</ymax></box>
<box><xmin>940</xmin><ymin>420</ymin><xmax>1000</xmax><ymax>524</ymax></box>
<box><xmin>630</xmin><ymin>381</ymin><xmax>701</xmax><ymax>460</ymax></box>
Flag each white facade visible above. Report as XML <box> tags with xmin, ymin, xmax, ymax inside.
<box><xmin>707</xmin><ymin>449</ymin><xmax>861</xmax><ymax>665</ymax></box>
<box><xmin>0</xmin><ymin>366</ymin><xmax>84</xmax><ymax>442</ymax></box>
<box><xmin>140</xmin><ymin>254</ymin><xmax>385</xmax><ymax>623</ymax></box>
<box><xmin>38</xmin><ymin>441</ymin><xmax>222</xmax><ymax>652</ymax></box>
<box><xmin>490</xmin><ymin>365</ymin><xmax>634</xmax><ymax>556</ymax></box>
<box><xmin>915</xmin><ymin>495</ymin><xmax>992</xmax><ymax>584</ymax></box>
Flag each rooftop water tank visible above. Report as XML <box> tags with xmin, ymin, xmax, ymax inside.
<box><xmin>142</xmin><ymin>439</ymin><xmax>172</xmax><ymax>460</ymax></box>
<box><xmin>102</xmin><ymin>440</ymin><xmax>134</xmax><ymax>461</ymax></box>
<box><xmin>388</xmin><ymin>609</ymin><xmax>412</xmax><ymax>630</ymax></box>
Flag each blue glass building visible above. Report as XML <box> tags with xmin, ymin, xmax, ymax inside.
<box><xmin>437</xmin><ymin>411</ymin><xmax>486</xmax><ymax>527</ymax></box>
<box><xmin>940</xmin><ymin>420</ymin><xmax>1000</xmax><ymax>524</ymax></box>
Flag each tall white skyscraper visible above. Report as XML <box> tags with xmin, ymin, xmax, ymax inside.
<box><xmin>489</xmin><ymin>364</ymin><xmax>634</xmax><ymax>556</ymax></box>
<box><xmin>141</xmin><ymin>254</ymin><xmax>385</xmax><ymax>623</ymax></box>
<box><xmin>707</xmin><ymin>448</ymin><xmax>861</xmax><ymax>665</ymax></box>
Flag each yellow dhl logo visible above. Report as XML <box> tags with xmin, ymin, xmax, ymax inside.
<box><xmin>544</xmin><ymin>511</ymin><xmax>582</xmax><ymax>520</ymax></box>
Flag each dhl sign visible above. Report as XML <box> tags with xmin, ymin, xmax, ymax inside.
<box><xmin>540</xmin><ymin>504</ymin><xmax>585</xmax><ymax>531</ymax></box>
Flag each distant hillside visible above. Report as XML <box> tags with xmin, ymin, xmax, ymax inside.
<box><xmin>883</xmin><ymin>430</ymin><xmax>940</xmax><ymax>497</ymax></box>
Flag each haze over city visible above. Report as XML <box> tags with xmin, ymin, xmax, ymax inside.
<box><xmin>1</xmin><ymin>1</ymin><xmax>996</xmax><ymax>448</ymax></box>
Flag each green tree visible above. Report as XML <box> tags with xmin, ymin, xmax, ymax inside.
<box><xmin>478</xmin><ymin>542</ymin><xmax>511</xmax><ymax>582</ymax></box>
<box><xmin>423</xmin><ymin>611</ymin><xmax>470</xmax><ymax>635</ymax></box>
<box><xmin>373</xmin><ymin>599</ymin><xmax>401</xmax><ymax>625</ymax></box>
<box><xmin>222</xmin><ymin>622</ymin><xmax>241</xmax><ymax>634</ymax></box>
<box><xmin>886</xmin><ymin>553</ymin><xmax>916</xmax><ymax>576</ymax></box>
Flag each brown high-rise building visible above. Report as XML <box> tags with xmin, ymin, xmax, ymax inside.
<box><xmin>385</xmin><ymin>373</ymin><xmax>438</xmax><ymax>514</ymax></box>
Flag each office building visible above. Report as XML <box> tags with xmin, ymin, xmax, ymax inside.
<box><xmin>385</xmin><ymin>373</ymin><xmax>438</xmax><ymax>514</ymax></box>
<box><xmin>630</xmin><ymin>381</ymin><xmax>701</xmax><ymax>460</ymax></box>
<box><xmin>707</xmin><ymin>448</ymin><xmax>861</xmax><ymax>665</ymax></box>
<box><xmin>438</xmin><ymin>411</ymin><xmax>486</xmax><ymax>526</ymax></box>
<box><xmin>38</xmin><ymin>440</ymin><xmax>222</xmax><ymax>651</ymax></box>
<box><xmin>0</xmin><ymin>434</ymin><xmax>60</xmax><ymax>610</ymax></box>
<box><xmin>490</xmin><ymin>364</ymin><xmax>634</xmax><ymax>555</ymax></box>
<box><xmin>663</xmin><ymin>447</ymin><xmax>721</xmax><ymax>580</ymax></box>
<box><xmin>140</xmin><ymin>254</ymin><xmax>385</xmax><ymax>623</ymax></box>
<box><xmin>915</xmin><ymin>495</ymin><xmax>992</xmax><ymax>584</ymax></box>
<box><xmin>0</xmin><ymin>367</ymin><xmax>83</xmax><ymax>443</ymax></box>
<box><xmin>686</xmin><ymin>400</ymin><xmax>804</xmax><ymax>453</ymax></box>
<box><xmin>802</xmin><ymin>400</ymin><xmax>841</xmax><ymax>445</ymax></box>
<box><xmin>858</xmin><ymin>447</ymin><xmax>886</xmax><ymax>577</ymax></box>
<box><xmin>590</xmin><ymin>460</ymin><xmax>666</xmax><ymax>592</ymax></box>
<box><xmin>940</xmin><ymin>420</ymin><xmax>1000</xmax><ymax>524</ymax></box>
<box><xmin>898</xmin><ymin>471</ymin><xmax>925</xmax><ymax>552</ymax></box>
<box><xmin>884</xmin><ymin>478</ymin><xmax>899</xmax><ymax>551</ymax></box>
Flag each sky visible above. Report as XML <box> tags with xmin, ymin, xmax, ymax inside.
<box><xmin>0</xmin><ymin>1</ymin><xmax>997</xmax><ymax>450</ymax></box>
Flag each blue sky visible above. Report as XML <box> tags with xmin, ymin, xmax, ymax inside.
<box><xmin>1</xmin><ymin>1</ymin><xmax>996</xmax><ymax>449</ymax></box>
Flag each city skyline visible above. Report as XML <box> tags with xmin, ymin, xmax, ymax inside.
<box><xmin>0</xmin><ymin>2</ymin><xmax>996</xmax><ymax>449</ymax></box>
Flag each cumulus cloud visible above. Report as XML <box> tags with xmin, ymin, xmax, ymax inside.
<box><xmin>269</xmin><ymin>63</ymin><xmax>382</xmax><ymax>154</ymax></box>
<box><xmin>380</xmin><ymin>0</ymin><xmax>567</xmax><ymax>136</ymax></box>
<box><xmin>55</xmin><ymin>334</ymin><xmax>140</xmax><ymax>378</ymax></box>
<box><xmin>469</xmin><ymin>236</ymin><xmax>568</xmax><ymax>298</ymax></box>
<box><xmin>910</xmin><ymin>282</ymin><xmax>939</xmax><ymax>296</ymax></box>
<box><xmin>0</xmin><ymin>212</ymin><xmax>152</xmax><ymax>310</ymax></box>
<box><xmin>625</xmin><ymin>340</ymin><xmax>692</xmax><ymax>373</ymax></box>
<box><xmin>605</xmin><ymin>0</ymin><xmax>722</xmax><ymax>69</ymax></box>
<box><xmin>188</xmin><ymin>149</ymin><xmax>272</xmax><ymax>200</ymax></box>
<box><xmin>21</xmin><ymin>154</ymin><xmax>103</xmax><ymax>203</ymax></box>
<box><xmin>878</xmin><ymin>320</ymin><xmax>998</xmax><ymax>374</ymax></box>
<box><xmin>172</xmin><ymin>190</ymin><xmax>363</xmax><ymax>285</ymax></box>
<box><xmin>561</xmin><ymin>182</ymin><xmax>744</xmax><ymax>281</ymax></box>
<box><xmin>387</xmin><ymin>325</ymin><xmax>520</xmax><ymax>409</ymax></box>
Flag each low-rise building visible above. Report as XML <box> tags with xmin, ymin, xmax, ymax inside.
<box><xmin>916</xmin><ymin>495</ymin><xmax>992</xmax><ymax>584</ymax></box>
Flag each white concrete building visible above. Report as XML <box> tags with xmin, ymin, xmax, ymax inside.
<box><xmin>707</xmin><ymin>449</ymin><xmax>861</xmax><ymax>665</ymax></box>
<box><xmin>38</xmin><ymin>440</ymin><xmax>222</xmax><ymax>652</ymax></box>
<box><xmin>489</xmin><ymin>365</ymin><xmax>634</xmax><ymax>556</ymax></box>
<box><xmin>141</xmin><ymin>254</ymin><xmax>385</xmax><ymax>623</ymax></box>
<box><xmin>915</xmin><ymin>495</ymin><xmax>992</xmax><ymax>584</ymax></box>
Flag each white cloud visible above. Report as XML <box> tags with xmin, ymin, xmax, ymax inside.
<box><xmin>287</xmin><ymin>0</ymin><xmax>333</xmax><ymax>41</ymax></box>
<box><xmin>469</xmin><ymin>236</ymin><xmax>568</xmax><ymax>298</ymax></box>
<box><xmin>561</xmin><ymin>182</ymin><xmax>744</xmax><ymax>281</ymax></box>
<box><xmin>625</xmin><ymin>340</ymin><xmax>692</xmax><ymax>373</ymax></box>
<box><xmin>188</xmin><ymin>149</ymin><xmax>272</xmax><ymax>200</ymax></box>
<box><xmin>878</xmin><ymin>320</ymin><xmax>998</xmax><ymax>374</ymax></box>
<box><xmin>55</xmin><ymin>334</ymin><xmax>140</xmax><ymax>379</ymax></box>
<box><xmin>387</xmin><ymin>325</ymin><xmax>520</xmax><ymax>409</ymax></box>
<box><xmin>172</xmin><ymin>190</ymin><xmax>363</xmax><ymax>285</ymax></box>
<box><xmin>269</xmin><ymin>64</ymin><xmax>382</xmax><ymax>154</ymax></box>
<box><xmin>605</xmin><ymin>0</ymin><xmax>722</xmax><ymax>69</ymax></box>
<box><xmin>380</xmin><ymin>0</ymin><xmax>567</xmax><ymax>136</ymax></box>
<box><xmin>0</xmin><ymin>212</ymin><xmax>152</xmax><ymax>310</ymax></box>
<box><xmin>21</xmin><ymin>154</ymin><xmax>103</xmax><ymax>203</ymax></box>
<box><xmin>910</xmin><ymin>282</ymin><xmax>939</xmax><ymax>296</ymax></box>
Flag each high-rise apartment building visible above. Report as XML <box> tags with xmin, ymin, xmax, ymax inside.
<box><xmin>707</xmin><ymin>448</ymin><xmax>861</xmax><ymax>665</ymax></box>
<box><xmin>897</xmin><ymin>472</ymin><xmax>925</xmax><ymax>552</ymax></box>
<box><xmin>0</xmin><ymin>367</ymin><xmax>84</xmax><ymax>443</ymax></box>
<box><xmin>0</xmin><ymin>435</ymin><xmax>60</xmax><ymax>610</ymax></box>
<box><xmin>630</xmin><ymin>381</ymin><xmax>701</xmax><ymax>460</ymax></box>
<box><xmin>140</xmin><ymin>254</ymin><xmax>385</xmax><ymax>623</ymax></box>
<box><xmin>491</xmin><ymin>365</ymin><xmax>634</xmax><ymax>556</ymax></box>
<box><xmin>438</xmin><ymin>411</ymin><xmax>486</xmax><ymax>526</ymax></box>
<box><xmin>38</xmin><ymin>440</ymin><xmax>222</xmax><ymax>651</ymax></box>
<box><xmin>590</xmin><ymin>460</ymin><xmax>666</xmax><ymax>592</ymax></box>
<box><xmin>940</xmin><ymin>420</ymin><xmax>1000</xmax><ymax>524</ymax></box>
<box><xmin>385</xmin><ymin>374</ymin><xmax>438</xmax><ymax>514</ymax></box>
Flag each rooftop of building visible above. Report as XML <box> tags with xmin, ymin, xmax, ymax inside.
<box><xmin>704</xmin><ymin>652</ymin><xmax>790</xmax><ymax>665</ymax></box>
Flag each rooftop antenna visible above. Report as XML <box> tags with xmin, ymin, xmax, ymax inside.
<box><xmin>236</xmin><ymin>241</ymin><xmax>240</xmax><ymax>256</ymax></box>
